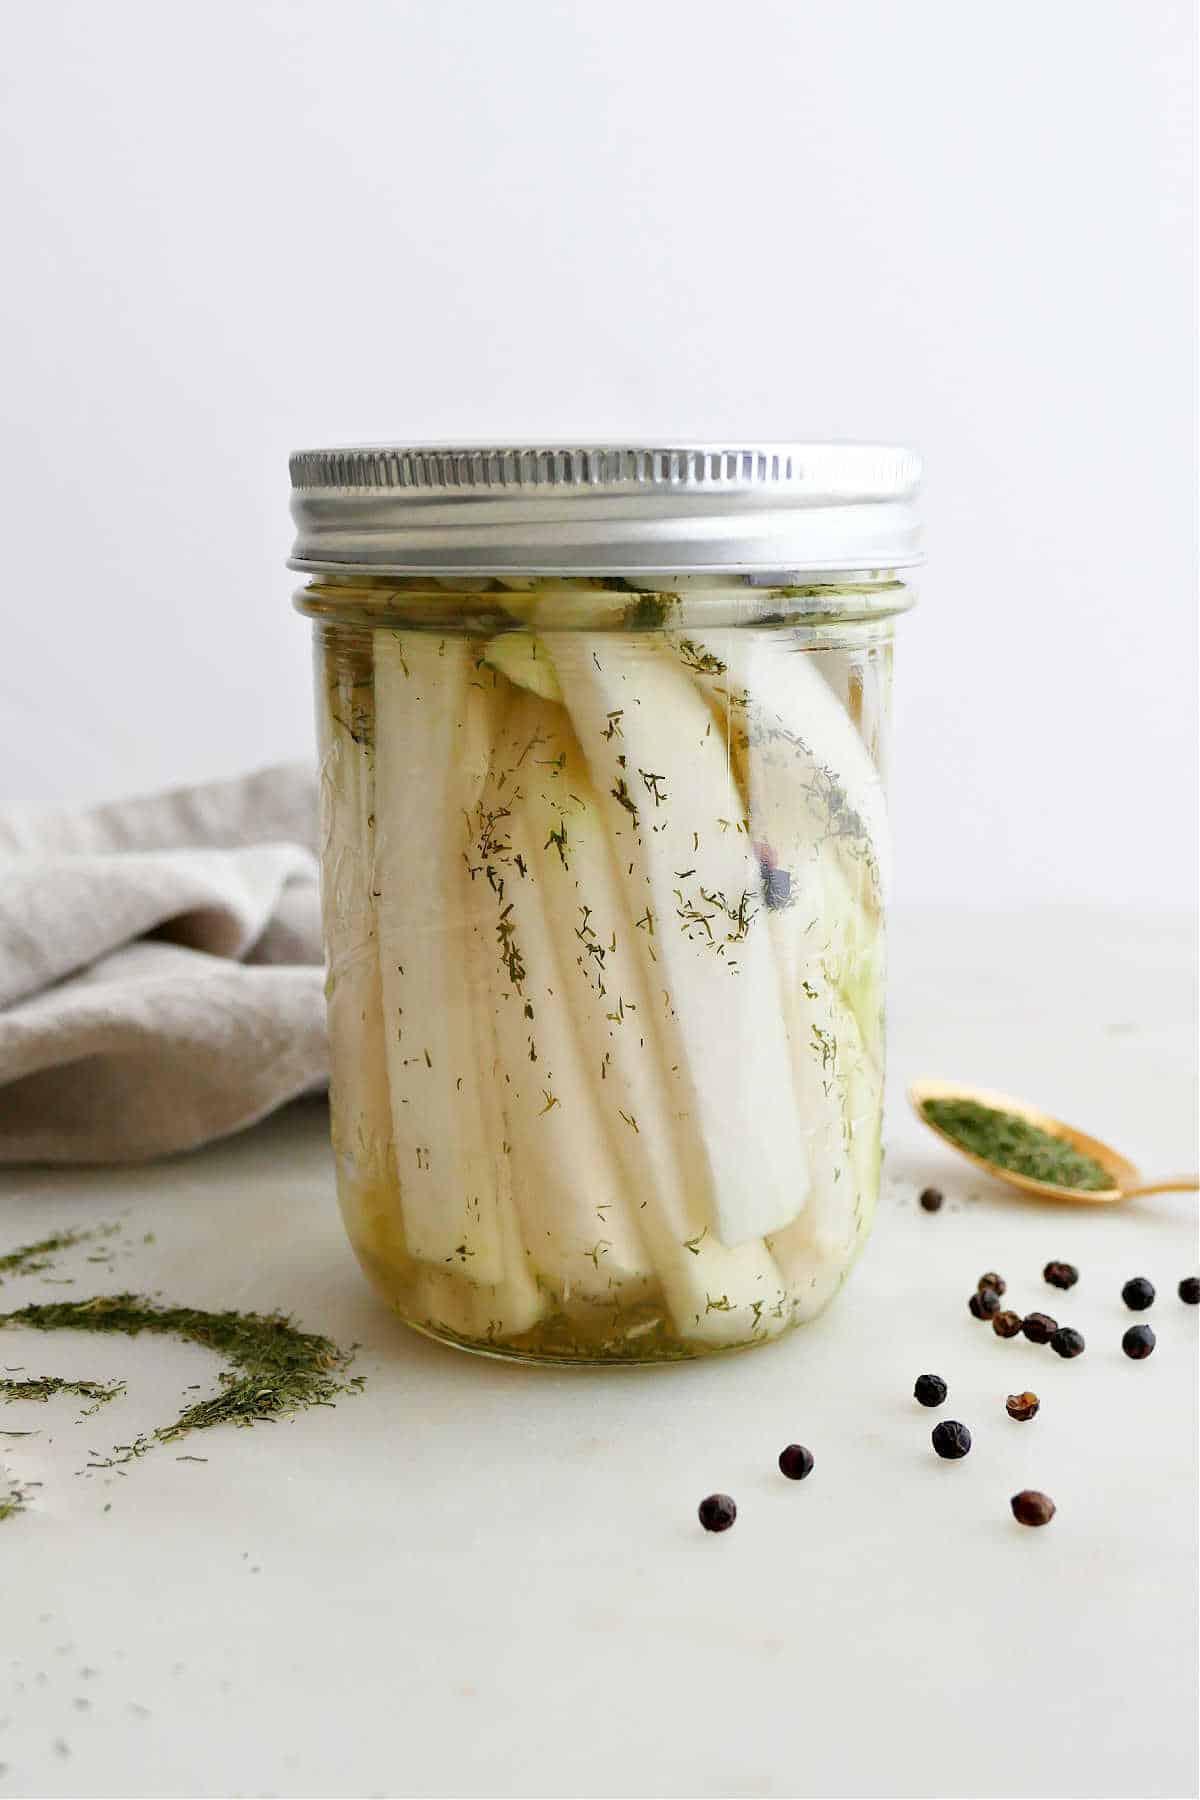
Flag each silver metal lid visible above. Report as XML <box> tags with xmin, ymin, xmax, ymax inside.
<box><xmin>288</xmin><ymin>442</ymin><xmax>921</xmax><ymax>576</ymax></box>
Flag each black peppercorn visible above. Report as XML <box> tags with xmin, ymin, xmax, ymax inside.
<box><xmin>919</xmin><ymin>1187</ymin><xmax>944</xmax><ymax>1212</ymax></box>
<box><xmin>992</xmin><ymin>1309</ymin><xmax>1023</xmax><ymax>1338</ymax></box>
<box><xmin>1044</xmin><ymin>1261</ymin><xmax>1078</xmax><ymax>1290</ymax></box>
<box><xmin>1021</xmin><ymin>1311</ymin><xmax>1058</xmax><ymax>1344</ymax></box>
<box><xmin>1006</xmin><ymin>1392</ymin><xmax>1040</xmax><ymax>1421</ymax></box>
<box><xmin>762</xmin><ymin>867</ymin><xmax>792</xmax><ymax>910</ymax></box>
<box><xmin>1011</xmin><ymin>1489</ymin><xmax>1056</xmax><ymax>1527</ymax></box>
<box><xmin>1050</xmin><ymin>1325</ymin><xmax>1085</xmax><ymax>1359</ymax></box>
<box><xmin>1180</xmin><ymin>1277</ymin><xmax>1200</xmax><ymax>1305</ymax></box>
<box><xmin>778</xmin><ymin>1444</ymin><xmax>814</xmax><ymax>1481</ymax></box>
<box><xmin>913</xmin><ymin>1373</ymin><xmax>947</xmax><ymax>1408</ymax></box>
<box><xmin>970</xmin><ymin>1288</ymin><xmax>1001</xmax><ymax>1319</ymax></box>
<box><xmin>1121</xmin><ymin>1276</ymin><xmax>1155</xmax><ymax>1311</ymax></box>
<box><xmin>931</xmin><ymin>1420</ymin><xmax>972</xmax><ymax>1460</ymax></box>
<box><xmin>1122</xmin><ymin>1324</ymin><xmax>1156</xmax><ymax>1360</ymax></box>
<box><xmin>697</xmin><ymin>1493</ymin><xmax>737</xmax><ymax>1532</ymax></box>
<box><xmin>978</xmin><ymin>1271</ymin><xmax>1006</xmax><ymax>1295</ymax></box>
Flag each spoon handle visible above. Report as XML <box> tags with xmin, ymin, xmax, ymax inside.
<box><xmin>1122</xmin><ymin>1175</ymin><xmax>1200</xmax><ymax>1199</ymax></box>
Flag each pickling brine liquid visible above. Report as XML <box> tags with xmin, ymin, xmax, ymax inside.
<box><xmin>306</xmin><ymin>574</ymin><xmax>900</xmax><ymax>1362</ymax></box>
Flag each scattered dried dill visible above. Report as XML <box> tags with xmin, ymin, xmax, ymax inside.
<box><xmin>2</xmin><ymin>1376</ymin><xmax>125</xmax><ymax>1409</ymax></box>
<box><xmin>1</xmin><ymin>1478</ymin><xmax>31</xmax><ymax>1522</ymax></box>
<box><xmin>622</xmin><ymin>592</ymin><xmax>677</xmax><ymax>630</ymax></box>
<box><xmin>0</xmin><ymin>1229</ymin><xmax>90</xmax><ymax>1284</ymax></box>
<box><xmin>0</xmin><ymin>1294</ymin><xmax>362</xmax><ymax>1469</ymax></box>
<box><xmin>922</xmin><ymin>1098</ymin><xmax>1112</xmax><ymax>1191</ymax></box>
<box><xmin>676</xmin><ymin>639</ymin><xmax>727</xmax><ymax>675</ymax></box>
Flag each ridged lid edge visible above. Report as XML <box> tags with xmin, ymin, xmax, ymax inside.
<box><xmin>289</xmin><ymin>442</ymin><xmax>920</xmax><ymax>497</ymax></box>
<box><xmin>287</xmin><ymin>441</ymin><xmax>922</xmax><ymax>574</ymax></box>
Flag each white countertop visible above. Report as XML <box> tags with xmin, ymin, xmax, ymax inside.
<box><xmin>2</xmin><ymin>907</ymin><xmax>1196</xmax><ymax>1800</ymax></box>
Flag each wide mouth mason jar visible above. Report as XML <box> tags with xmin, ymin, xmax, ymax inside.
<box><xmin>289</xmin><ymin>444</ymin><xmax>920</xmax><ymax>1364</ymax></box>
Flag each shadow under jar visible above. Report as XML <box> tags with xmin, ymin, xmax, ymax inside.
<box><xmin>289</xmin><ymin>443</ymin><xmax>920</xmax><ymax>1363</ymax></box>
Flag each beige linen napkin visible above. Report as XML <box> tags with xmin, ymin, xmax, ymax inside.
<box><xmin>0</xmin><ymin>767</ymin><xmax>328</xmax><ymax>1164</ymax></box>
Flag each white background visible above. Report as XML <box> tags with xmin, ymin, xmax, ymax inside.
<box><xmin>0</xmin><ymin>0</ymin><xmax>1194</xmax><ymax>908</ymax></box>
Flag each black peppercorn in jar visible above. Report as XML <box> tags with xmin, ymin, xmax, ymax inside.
<box><xmin>289</xmin><ymin>444</ymin><xmax>920</xmax><ymax>1364</ymax></box>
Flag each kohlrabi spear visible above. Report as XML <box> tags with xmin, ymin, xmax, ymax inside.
<box><xmin>546</xmin><ymin>631</ymin><xmax>810</xmax><ymax>1251</ymax></box>
<box><xmin>475</xmin><ymin>677</ymin><xmax>655</xmax><ymax>1308</ymax></box>
<box><xmin>488</xmin><ymin>650</ymin><xmax>792</xmax><ymax>1343</ymax></box>
<box><xmin>500</xmin><ymin>653</ymin><xmax>793</xmax><ymax>1343</ymax></box>
<box><xmin>676</xmin><ymin>629</ymin><xmax>885</xmax><ymax>1281</ymax></box>
<box><xmin>315</xmin><ymin>647</ymin><xmax>394</xmax><ymax>1194</ymax></box>
<box><xmin>373</xmin><ymin>632</ymin><xmax>530</xmax><ymax>1303</ymax></box>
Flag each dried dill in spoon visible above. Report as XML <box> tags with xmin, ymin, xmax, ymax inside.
<box><xmin>910</xmin><ymin>1080</ymin><xmax>1197</xmax><ymax>1205</ymax></box>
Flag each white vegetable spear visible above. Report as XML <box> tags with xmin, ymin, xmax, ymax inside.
<box><xmin>476</xmin><ymin>679</ymin><xmax>655</xmax><ymax>1309</ymax></box>
<box><xmin>547</xmin><ymin>631</ymin><xmax>810</xmax><ymax>1250</ymax></box>
<box><xmin>677</xmin><ymin>629</ymin><xmax>885</xmax><ymax>1280</ymax></box>
<box><xmin>315</xmin><ymin>647</ymin><xmax>394</xmax><ymax>1194</ymax></box>
<box><xmin>490</xmin><ymin>656</ymin><xmax>792</xmax><ymax>1343</ymax></box>
<box><xmin>372</xmin><ymin>631</ymin><xmax>541</xmax><ymax>1332</ymax></box>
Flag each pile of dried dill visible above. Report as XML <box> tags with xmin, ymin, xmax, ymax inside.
<box><xmin>0</xmin><ymin>1228</ymin><xmax>361</xmax><ymax>1519</ymax></box>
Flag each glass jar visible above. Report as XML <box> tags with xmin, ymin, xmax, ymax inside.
<box><xmin>289</xmin><ymin>444</ymin><xmax>920</xmax><ymax>1363</ymax></box>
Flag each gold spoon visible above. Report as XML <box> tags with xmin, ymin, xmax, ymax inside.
<box><xmin>909</xmin><ymin>1078</ymin><xmax>1199</xmax><ymax>1205</ymax></box>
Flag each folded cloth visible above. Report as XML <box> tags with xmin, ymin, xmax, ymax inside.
<box><xmin>0</xmin><ymin>766</ymin><xmax>328</xmax><ymax>1165</ymax></box>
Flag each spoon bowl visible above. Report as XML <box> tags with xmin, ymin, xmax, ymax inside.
<box><xmin>909</xmin><ymin>1078</ymin><xmax>1198</xmax><ymax>1205</ymax></box>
